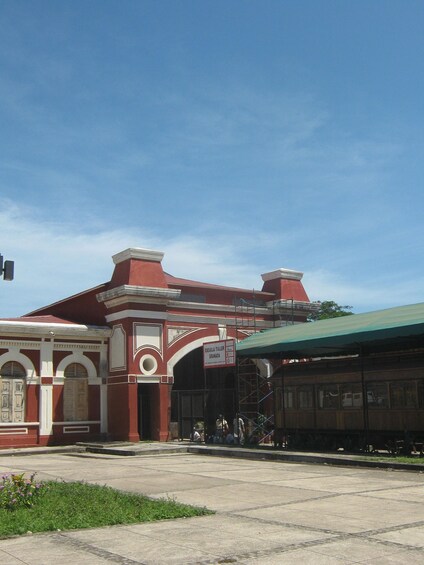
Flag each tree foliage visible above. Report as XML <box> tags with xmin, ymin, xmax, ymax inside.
<box><xmin>308</xmin><ymin>300</ymin><xmax>353</xmax><ymax>322</ymax></box>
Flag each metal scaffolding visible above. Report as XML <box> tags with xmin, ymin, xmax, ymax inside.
<box><xmin>234</xmin><ymin>296</ymin><xmax>273</xmax><ymax>445</ymax></box>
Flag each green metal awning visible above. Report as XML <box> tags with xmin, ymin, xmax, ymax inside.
<box><xmin>236</xmin><ymin>302</ymin><xmax>424</xmax><ymax>359</ymax></box>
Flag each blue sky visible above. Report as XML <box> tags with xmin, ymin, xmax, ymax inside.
<box><xmin>1</xmin><ymin>1</ymin><xmax>423</xmax><ymax>317</ymax></box>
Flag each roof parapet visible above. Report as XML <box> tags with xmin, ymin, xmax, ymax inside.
<box><xmin>261</xmin><ymin>268</ymin><xmax>303</xmax><ymax>282</ymax></box>
<box><xmin>112</xmin><ymin>248</ymin><xmax>164</xmax><ymax>265</ymax></box>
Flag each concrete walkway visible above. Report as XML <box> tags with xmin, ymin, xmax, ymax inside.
<box><xmin>0</xmin><ymin>446</ymin><xmax>423</xmax><ymax>563</ymax></box>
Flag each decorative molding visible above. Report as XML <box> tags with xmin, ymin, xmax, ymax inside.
<box><xmin>56</xmin><ymin>352</ymin><xmax>98</xmax><ymax>382</ymax></box>
<box><xmin>63</xmin><ymin>426</ymin><xmax>90</xmax><ymax>434</ymax></box>
<box><xmin>167</xmin><ymin>313</ymin><xmax>273</xmax><ymax>327</ymax></box>
<box><xmin>261</xmin><ymin>268</ymin><xmax>303</xmax><ymax>281</ymax></box>
<box><xmin>106</xmin><ymin>310</ymin><xmax>168</xmax><ymax>323</ymax></box>
<box><xmin>136</xmin><ymin>375</ymin><xmax>161</xmax><ymax>383</ymax></box>
<box><xmin>167</xmin><ymin>326</ymin><xmax>204</xmax><ymax>346</ymax></box>
<box><xmin>39</xmin><ymin>384</ymin><xmax>53</xmax><ymax>436</ymax></box>
<box><xmin>97</xmin><ymin>285</ymin><xmax>180</xmax><ymax>304</ymax></box>
<box><xmin>54</xmin><ymin>421</ymin><xmax>100</xmax><ymax>426</ymax></box>
<box><xmin>54</xmin><ymin>343</ymin><xmax>103</xmax><ymax>351</ymax></box>
<box><xmin>0</xmin><ymin>350</ymin><xmax>37</xmax><ymax>379</ymax></box>
<box><xmin>167</xmin><ymin>335</ymin><xmax>220</xmax><ymax>375</ymax></box>
<box><xmin>0</xmin><ymin>322</ymin><xmax>110</xmax><ymax>338</ymax></box>
<box><xmin>109</xmin><ymin>325</ymin><xmax>126</xmax><ymax>372</ymax></box>
<box><xmin>112</xmin><ymin>247</ymin><xmax>164</xmax><ymax>264</ymax></box>
<box><xmin>0</xmin><ymin>340</ymin><xmax>41</xmax><ymax>349</ymax></box>
<box><xmin>105</xmin><ymin>309</ymin><xmax>274</xmax><ymax>328</ymax></box>
<box><xmin>237</xmin><ymin>329</ymin><xmax>256</xmax><ymax>338</ymax></box>
<box><xmin>0</xmin><ymin>427</ymin><xmax>29</xmax><ymax>435</ymax></box>
<box><xmin>139</xmin><ymin>354</ymin><xmax>158</xmax><ymax>375</ymax></box>
<box><xmin>133</xmin><ymin>323</ymin><xmax>163</xmax><ymax>357</ymax></box>
<box><xmin>169</xmin><ymin>300</ymin><xmax>271</xmax><ymax>314</ymax></box>
<box><xmin>100</xmin><ymin>295</ymin><xmax>177</xmax><ymax>308</ymax></box>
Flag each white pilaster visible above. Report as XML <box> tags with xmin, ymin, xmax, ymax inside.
<box><xmin>100</xmin><ymin>342</ymin><xmax>109</xmax><ymax>434</ymax></box>
<box><xmin>39</xmin><ymin>340</ymin><xmax>54</xmax><ymax>437</ymax></box>
<box><xmin>39</xmin><ymin>385</ymin><xmax>53</xmax><ymax>436</ymax></box>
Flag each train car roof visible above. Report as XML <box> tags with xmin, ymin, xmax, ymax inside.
<box><xmin>236</xmin><ymin>302</ymin><xmax>424</xmax><ymax>359</ymax></box>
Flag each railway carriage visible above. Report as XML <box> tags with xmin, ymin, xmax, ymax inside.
<box><xmin>272</xmin><ymin>349</ymin><xmax>424</xmax><ymax>452</ymax></box>
<box><xmin>237</xmin><ymin>302</ymin><xmax>424</xmax><ymax>454</ymax></box>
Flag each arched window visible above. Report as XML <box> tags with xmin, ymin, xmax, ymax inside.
<box><xmin>63</xmin><ymin>363</ymin><xmax>88</xmax><ymax>421</ymax></box>
<box><xmin>0</xmin><ymin>361</ymin><xmax>26</xmax><ymax>423</ymax></box>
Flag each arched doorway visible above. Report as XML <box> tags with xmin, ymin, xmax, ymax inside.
<box><xmin>171</xmin><ymin>347</ymin><xmax>236</xmax><ymax>440</ymax></box>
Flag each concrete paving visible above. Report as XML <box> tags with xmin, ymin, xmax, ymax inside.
<box><xmin>0</xmin><ymin>447</ymin><xmax>423</xmax><ymax>564</ymax></box>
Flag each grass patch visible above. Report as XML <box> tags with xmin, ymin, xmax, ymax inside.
<box><xmin>372</xmin><ymin>455</ymin><xmax>424</xmax><ymax>465</ymax></box>
<box><xmin>0</xmin><ymin>480</ymin><xmax>212</xmax><ymax>538</ymax></box>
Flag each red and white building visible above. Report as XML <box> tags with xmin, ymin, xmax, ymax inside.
<box><xmin>0</xmin><ymin>247</ymin><xmax>315</xmax><ymax>448</ymax></box>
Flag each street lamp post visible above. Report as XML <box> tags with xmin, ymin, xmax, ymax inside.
<box><xmin>0</xmin><ymin>253</ymin><xmax>14</xmax><ymax>281</ymax></box>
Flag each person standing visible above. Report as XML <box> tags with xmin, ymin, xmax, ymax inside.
<box><xmin>233</xmin><ymin>413</ymin><xmax>245</xmax><ymax>445</ymax></box>
<box><xmin>215</xmin><ymin>414</ymin><xmax>228</xmax><ymax>442</ymax></box>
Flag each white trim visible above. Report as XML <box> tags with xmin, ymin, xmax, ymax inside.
<box><xmin>54</xmin><ymin>343</ymin><xmax>104</xmax><ymax>351</ymax></box>
<box><xmin>40</xmin><ymin>340</ymin><xmax>54</xmax><ymax>378</ymax></box>
<box><xmin>106</xmin><ymin>310</ymin><xmax>168</xmax><ymax>322</ymax></box>
<box><xmin>167</xmin><ymin>314</ymin><xmax>272</xmax><ymax>327</ymax></box>
<box><xmin>168</xmin><ymin>301</ymin><xmax>270</xmax><ymax>314</ymax></box>
<box><xmin>0</xmin><ymin>351</ymin><xmax>37</xmax><ymax>380</ymax></box>
<box><xmin>0</xmin><ymin>422</ymin><xmax>39</xmax><ymax>427</ymax></box>
<box><xmin>0</xmin><ymin>428</ymin><xmax>29</xmax><ymax>435</ymax></box>
<box><xmin>105</xmin><ymin>309</ymin><xmax>274</xmax><ymax>328</ymax></box>
<box><xmin>112</xmin><ymin>247</ymin><xmax>164</xmax><ymax>264</ymax></box>
<box><xmin>133</xmin><ymin>322</ymin><xmax>163</xmax><ymax>357</ymax></box>
<box><xmin>167</xmin><ymin>326</ymin><xmax>204</xmax><ymax>346</ymax></box>
<box><xmin>136</xmin><ymin>375</ymin><xmax>160</xmax><ymax>383</ymax></box>
<box><xmin>99</xmin><ymin>343</ymin><xmax>108</xmax><ymax>378</ymax></box>
<box><xmin>54</xmin><ymin>420</ymin><xmax>100</xmax><ymax>425</ymax></box>
<box><xmin>139</xmin><ymin>354</ymin><xmax>158</xmax><ymax>375</ymax></box>
<box><xmin>39</xmin><ymin>384</ymin><xmax>53</xmax><ymax>436</ymax></box>
<box><xmin>0</xmin><ymin>321</ymin><xmax>110</xmax><ymax>338</ymax></box>
<box><xmin>56</xmin><ymin>353</ymin><xmax>98</xmax><ymax>382</ymax></box>
<box><xmin>100</xmin><ymin>295</ymin><xmax>179</xmax><ymax>308</ymax></box>
<box><xmin>97</xmin><ymin>284</ymin><xmax>180</xmax><ymax>304</ymax></box>
<box><xmin>109</xmin><ymin>324</ymin><xmax>127</xmax><ymax>372</ymax></box>
<box><xmin>261</xmin><ymin>268</ymin><xmax>303</xmax><ymax>281</ymax></box>
<box><xmin>63</xmin><ymin>425</ymin><xmax>90</xmax><ymax>434</ymax></box>
<box><xmin>167</xmin><ymin>335</ymin><xmax>220</xmax><ymax>375</ymax></box>
<box><xmin>100</xmin><ymin>383</ymin><xmax>108</xmax><ymax>434</ymax></box>
<box><xmin>0</xmin><ymin>340</ymin><xmax>42</xmax><ymax>350</ymax></box>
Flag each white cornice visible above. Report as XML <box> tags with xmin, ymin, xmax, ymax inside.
<box><xmin>112</xmin><ymin>248</ymin><xmax>164</xmax><ymax>264</ymax></box>
<box><xmin>0</xmin><ymin>321</ymin><xmax>110</xmax><ymax>338</ymax></box>
<box><xmin>261</xmin><ymin>268</ymin><xmax>303</xmax><ymax>281</ymax></box>
<box><xmin>106</xmin><ymin>310</ymin><xmax>168</xmax><ymax>322</ymax></box>
<box><xmin>96</xmin><ymin>285</ymin><xmax>181</xmax><ymax>304</ymax></box>
<box><xmin>168</xmin><ymin>300</ymin><xmax>271</xmax><ymax>315</ymax></box>
<box><xmin>105</xmin><ymin>308</ymin><xmax>274</xmax><ymax>328</ymax></box>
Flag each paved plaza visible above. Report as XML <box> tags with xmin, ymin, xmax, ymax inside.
<box><xmin>0</xmin><ymin>449</ymin><xmax>423</xmax><ymax>564</ymax></box>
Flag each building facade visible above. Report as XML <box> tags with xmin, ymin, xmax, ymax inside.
<box><xmin>0</xmin><ymin>247</ymin><xmax>315</xmax><ymax>448</ymax></box>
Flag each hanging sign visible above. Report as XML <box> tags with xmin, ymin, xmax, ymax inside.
<box><xmin>203</xmin><ymin>339</ymin><xmax>236</xmax><ymax>368</ymax></box>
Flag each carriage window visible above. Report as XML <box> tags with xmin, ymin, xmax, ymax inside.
<box><xmin>274</xmin><ymin>387</ymin><xmax>283</xmax><ymax>413</ymax></box>
<box><xmin>366</xmin><ymin>383</ymin><xmax>388</xmax><ymax>408</ymax></box>
<box><xmin>317</xmin><ymin>385</ymin><xmax>339</xmax><ymax>409</ymax></box>
<box><xmin>283</xmin><ymin>386</ymin><xmax>296</xmax><ymax>409</ymax></box>
<box><xmin>390</xmin><ymin>381</ymin><xmax>417</xmax><ymax>409</ymax></box>
<box><xmin>63</xmin><ymin>363</ymin><xmax>88</xmax><ymax>421</ymax></box>
<box><xmin>298</xmin><ymin>386</ymin><xmax>313</xmax><ymax>409</ymax></box>
<box><xmin>340</xmin><ymin>384</ymin><xmax>363</xmax><ymax>408</ymax></box>
<box><xmin>0</xmin><ymin>361</ymin><xmax>26</xmax><ymax>423</ymax></box>
<box><xmin>418</xmin><ymin>381</ymin><xmax>424</xmax><ymax>409</ymax></box>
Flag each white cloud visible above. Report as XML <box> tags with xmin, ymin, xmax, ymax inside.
<box><xmin>0</xmin><ymin>200</ymin><xmax>266</xmax><ymax>317</ymax></box>
<box><xmin>0</xmin><ymin>197</ymin><xmax>422</xmax><ymax>320</ymax></box>
<box><xmin>303</xmin><ymin>269</ymin><xmax>424</xmax><ymax>313</ymax></box>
